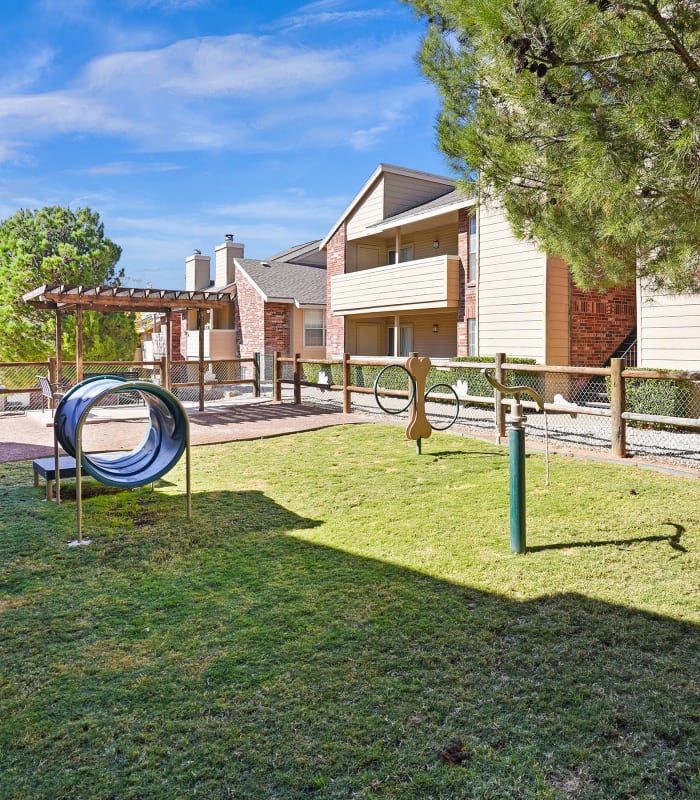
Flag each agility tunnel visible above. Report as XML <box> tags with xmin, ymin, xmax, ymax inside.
<box><xmin>54</xmin><ymin>375</ymin><xmax>189</xmax><ymax>489</ymax></box>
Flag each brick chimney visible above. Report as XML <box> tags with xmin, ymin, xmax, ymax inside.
<box><xmin>215</xmin><ymin>234</ymin><xmax>245</xmax><ymax>287</ymax></box>
<box><xmin>185</xmin><ymin>249</ymin><xmax>211</xmax><ymax>291</ymax></box>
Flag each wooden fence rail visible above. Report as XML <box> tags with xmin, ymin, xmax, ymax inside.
<box><xmin>273</xmin><ymin>352</ymin><xmax>700</xmax><ymax>460</ymax></box>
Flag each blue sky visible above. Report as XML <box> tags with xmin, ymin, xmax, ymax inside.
<box><xmin>0</xmin><ymin>0</ymin><xmax>450</xmax><ymax>289</ymax></box>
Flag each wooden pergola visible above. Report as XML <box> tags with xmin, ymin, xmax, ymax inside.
<box><xmin>23</xmin><ymin>283</ymin><xmax>236</xmax><ymax>411</ymax></box>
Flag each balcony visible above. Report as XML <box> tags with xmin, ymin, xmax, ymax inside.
<box><xmin>185</xmin><ymin>329</ymin><xmax>237</xmax><ymax>360</ymax></box>
<box><xmin>330</xmin><ymin>255</ymin><xmax>460</xmax><ymax>316</ymax></box>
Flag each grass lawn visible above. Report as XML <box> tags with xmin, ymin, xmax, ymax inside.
<box><xmin>0</xmin><ymin>424</ymin><xmax>698</xmax><ymax>799</ymax></box>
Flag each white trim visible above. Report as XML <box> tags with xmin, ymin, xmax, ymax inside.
<box><xmin>319</xmin><ymin>163</ymin><xmax>457</xmax><ymax>250</ymax></box>
<box><xmin>234</xmin><ymin>260</ymin><xmax>269</xmax><ymax>302</ymax></box>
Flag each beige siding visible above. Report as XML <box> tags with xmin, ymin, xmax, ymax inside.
<box><xmin>295</xmin><ymin>248</ymin><xmax>326</xmax><ymax>267</ymax></box>
<box><xmin>477</xmin><ymin>204</ymin><xmax>547</xmax><ymax>361</ymax></box>
<box><xmin>638</xmin><ymin>287</ymin><xmax>700</xmax><ymax>368</ymax></box>
<box><xmin>331</xmin><ymin>256</ymin><xmax>459</xmax><ymax>315</ymax></box>
<box><xmin>290</xmin><ymin>306</ymin><xmax>326</xmax><ymax>359</ymax></box>
<box><xmin>383</xmin><ymin>173</ymin><xmax>454</xmax><ymax>218</ymax></box>
<box><xmin>546</xmin><ymin>256</ymin><xmax>570</xmax><ymax>365</ymax></box>
<box><xmin>345</xmin><ymin>313</ymin><xmax>457</xmax><ymax>358</ymax></box>
<box><xmin>347</xmin><ymin>178</ymin><xmax>385</xmax><ymax>240</ymax></box>
<box><xmin>403</xmin><ymin>223</ymin><xmax>459</xmax><ymax>261</ymax></box>
<box><xmin>411</xmin><ymin>315</ymin><xmax>457</xmax><ymax>358</ymax></box>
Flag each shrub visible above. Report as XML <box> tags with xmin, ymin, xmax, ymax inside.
<box><xmin>626</xmin><ymin>374</ymin><xmax>692</xmax><ymax>420</ymax></box>
<box><xmin>434</xmin><ymin>356</ymin><xmax>538</xmax><ymax>399</ymax></box>
<box><xmin>606</xmin><ymin>370</ymin><xmax>693</xmax><ymax>428</ymax></box>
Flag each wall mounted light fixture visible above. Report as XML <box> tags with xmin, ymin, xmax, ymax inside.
<box><xmin>433</xmin><ymin>239</ymin><xmax>440</xmax><ymax>249</ymax></box>
<box><xmin>432</xmin><ymin>324</ymin><xmax>439</xmax><ymax>334</ymax></box>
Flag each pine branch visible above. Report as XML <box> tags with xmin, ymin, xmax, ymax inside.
<box><xmin>624</xmin><ymin>0</ymin><xmax>700</xmax><ymax>72</ymax></box>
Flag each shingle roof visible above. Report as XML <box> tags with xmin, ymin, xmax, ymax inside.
<box><xmin>266</xmin><ymin>239</ymin><xmax>323</xmax><ymax>265</ymax></box>
<box><xmin>236</xmin><ymin>258</ymin><xmax>326</xmax><ymax>306</ymax></box>
<box><xmin>369</xmin><ymin>187</ymin><xmax>474</xmax><ymax>229</ymax></box>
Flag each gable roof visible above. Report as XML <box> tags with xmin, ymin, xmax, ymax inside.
<box><xmin>319</xmin><ymin>163</ymin><xmax>457</xmax><ymax>249</ymax></box>
<box><xmin>235</xmin><ymin>258</ymin><xmax>326</xmax><ymax>307</ymax></box>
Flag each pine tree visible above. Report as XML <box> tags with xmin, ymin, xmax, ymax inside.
<box><xmin>408</xmin><ymin>0</ymin><xmax>700</xmax><ymax>290</ymax></box>
<box><xmin>0</xmin><ymin>206</ymin><xmax>138</xmax><ymax>361</ymax></box>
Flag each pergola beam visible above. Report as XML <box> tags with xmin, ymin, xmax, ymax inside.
<box><xmin>22</xmin><ymin>282</ymin><xmax>236</xmax><ymax>399</ymax></box>
<box><xmin>23</xmin><ymin>283</ymin><xmax>235</xmax><ymax>312</ymax></box>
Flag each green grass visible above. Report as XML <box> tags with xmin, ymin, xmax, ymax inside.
<box><xmin>1</xmin><ymin>425</ymin><xmax>698</xmax><ymax>799</ymax></box>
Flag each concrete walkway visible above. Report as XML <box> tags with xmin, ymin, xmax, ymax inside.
<box><xmin>0</xmin><ymin>400</ymin><xmax>369</xmax><ymax>464</ymax></box>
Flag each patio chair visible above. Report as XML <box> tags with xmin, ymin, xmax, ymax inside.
<box><xmin>37</xmin><ymin>375</ymin><xmax>66</xmax><ymax>416</ymax></box>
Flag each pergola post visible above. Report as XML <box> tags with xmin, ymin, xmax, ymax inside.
<box><xmin>197</xmin><ymin>308</ymin><xmax>205</xmax><ymax>412</ymax></box>
<box><xmin>75</xmin><ymin>307</ymin><xmax>84</xmax><ymax>382</ymax></box>
<box><xmin>165</xmin><ymin>310</ymin><xmax>172</xmax><ymax>390</ymax></box>
<box><xmin>55</xmin><ymin>309</ymin><xmax>63</xmax><ymax>385</ymax></box>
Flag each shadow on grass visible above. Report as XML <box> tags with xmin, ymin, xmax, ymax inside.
<box><xmin>528</xmin><ymin>522</ymin><xmax>688</xmax><ymax>553</ymax></box>
<box><xmin>427</xmin><ymin>449</ymin><xmax>508</xmax><ymax>459</ymax></box>
<box><xmin>0</xmin><ymin>489</ymin><xmax>697</xmax><ymax>800</ymax></box>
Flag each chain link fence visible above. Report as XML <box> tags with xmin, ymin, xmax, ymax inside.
<box><xmin>0</xmin><ymin>362</ymin><xmax>48</xmax><ymax>412</ymax></box>
<box><xmin>291</xmin><ymin>356</ymin><xmax>700</xmax><ymax>470</ymax></box>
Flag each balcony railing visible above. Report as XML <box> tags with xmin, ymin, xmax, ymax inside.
<box><xmin>185</xmin><ymin>329</ymin><xmax>237</xmax><ymax>360</ymax></box>
<box><xmin>330</xmin><ymin>255</ymin><xmax>460</xmax><ymax>315</ymax></box>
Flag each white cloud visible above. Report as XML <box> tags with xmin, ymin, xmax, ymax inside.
<box><xmin>0</xmin><ymin>47</ymin><xmax>55</xmax><ymax>94</ymax></box>
<box><xmin>82</xmin><ymin>35</ymin><xmax>351</xmax><ymax>96</ymax></box>
<box><xmin>349</xmin><ymin>111</ymin><xmax>402</xmax><ymax>150</ymax></box>
<box><xmin>210</xmin><ymin>190</ymin><xmax>347</xmax><ymax>223</ymax></box>
<box><xmin>279</xmin><ymin>8</ymin><xmax>392</xmax><ymax>32</ymax></box>
<box><xmin>79</xmin><ymin>161</ymin><xmax>182</xmax><ymax>176</ymax></box>
<box><xmin>0</xmin><ymin>26</ymin><xmax>430</xmax><ymax>156</ymax></box>
<box><xmin>123</xmin><ymin>0</ymin><xmax>209</xmax><ymax>9</ymax></box>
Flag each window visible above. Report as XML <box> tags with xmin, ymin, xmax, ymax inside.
<box><xmin>387</xmin><ymin>325</ymin><xmax>413</xmax><ymax>357</ymax></box>
<box><xmin>467</xmin><ymin>214</ymin><xmax>477</xmax><ymax>283</ymax></box>
<box><xmin>387</xmin><ymin>244</ymin><xmax>414</xmax><ymax>265</ymax></box>
<box><xmin>467</xmin><ymin>317</ymin><xmax>477</xmax><ymax>356</ymax></box>
<box><xmin>304</xmin><ymin>309</ymin><xmax>325</xmax><ymax>347</ymax></box>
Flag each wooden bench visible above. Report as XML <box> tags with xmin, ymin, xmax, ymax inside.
<box><xmin>33</xmin><ymin>456</ymin><xmax>77</xmax><ymax>501</ymax></box>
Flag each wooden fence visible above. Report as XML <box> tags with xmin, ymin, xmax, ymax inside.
<box><xmin>272</xmin><ymin>352</ymin><xmax>700</xmax><ymax>461</ymax></box>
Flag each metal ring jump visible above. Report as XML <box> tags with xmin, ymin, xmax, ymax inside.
<box><xmin>54</xmin><ymin>375</ymin><xmax>189</xmax><ymax>489</ymax></box>
<box><xmin>373</xmin><ymin>364</ymin><xmax>416</xmax><ymax>415</ymax></box>
<box><xmin>424</xmin><ymin>383</ymin><xmax>460</xmax><ymax>431</ymax></box>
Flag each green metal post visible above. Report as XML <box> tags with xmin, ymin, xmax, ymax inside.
<box><xmin>509</xmin><ymin>425</ymin><xmax>526</xmax><ymax>554</ymax></box>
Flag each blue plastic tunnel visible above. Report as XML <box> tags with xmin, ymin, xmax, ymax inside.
<box><xmin>54</xmin><ymin>375</ymin><xmax>189</xmax><ymax>489</ymax></box>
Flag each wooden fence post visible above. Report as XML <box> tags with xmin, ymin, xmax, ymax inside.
<box><xmin>495</xmin><ymin>352</ymin><xmax>506</xmax><ymax>442</ymax></box>
<box><xmin>159</xmin><ymin>356</ymin><xmax>168</xmax><ymax>390</ymax></box>
<box><xmin>293</xmin><ymin>353</ymin><xmax>301</xmax><ymax>404</ymax></box>
<box><xmin>610</xmin><ymin>357</ymin><xmax>627</xmax><ymax>458</ymax></box>
<box><xmin>343</xmin><ymin>353</ymin><xmax>351</xmax><ymax>414</ymax></box>
<box><xmin>273</xmin><ymin>351</ymin><xmax>282</xmax><ymax>401</ymax></box>
<box><xmin>253</xmin><ymin>352</ymin><xmax>260</xmax><ymax>398</ymax></box>
<box><xmin>48</xmin><ymin>357</ymin><xmax>57</xmax><ymax>387</ymax></box>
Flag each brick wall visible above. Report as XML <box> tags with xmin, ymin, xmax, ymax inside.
<box><xmin>569</xmin><ymin>283</ymin><xmax>637</xmax><ymax>366</ymax></box>
<box><xmin>456</xmin><ymin>208</ymin><xmax>477</xmax><ymax>356</ymax></box>
<box><xmin>325</xmin><ymin>225</ymin><xmax>346</xmax><ymax>357</ymax></box>
<box><xmin>169</xmin><ymin>312</ymin><xmax>184</xmax><ymax>361</ymax></box>
<box><xmin>264</xmin><ymin>303</ymin><xmax>291</xmax><ymax>354</ymax></box>
<box><xmin>235</xmin><ymin>266</ymin><xmax>265</xmax><ymax>358</ymax></box>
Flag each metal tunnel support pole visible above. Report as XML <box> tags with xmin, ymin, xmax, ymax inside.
<box><xmin>70</xmin><ymin>412</ymin><xmax>92</xmax><ymax>547</ymax></box>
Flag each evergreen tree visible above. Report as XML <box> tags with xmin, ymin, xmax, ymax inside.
<box><xmin>408</xmin><ymin>0</ymin><xmax>700</xmax><ymax>290</ymax></box>
<box><xmin>0</xmin><ymin>206</ymin><xmax>138</xmax><ymax>361</ymax></box>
